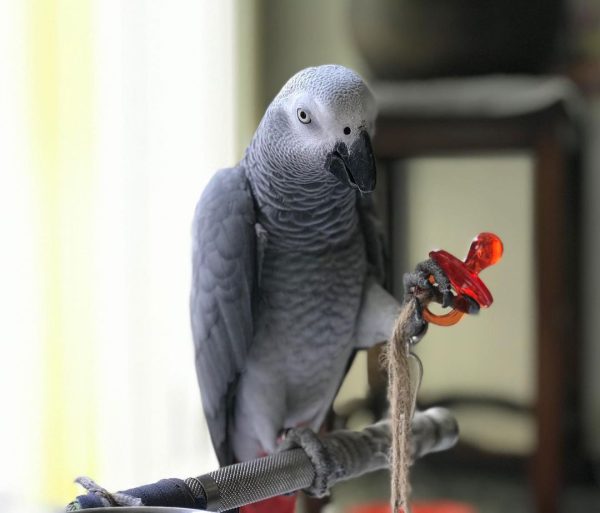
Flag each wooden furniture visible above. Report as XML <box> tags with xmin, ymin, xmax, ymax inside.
<box><xmin>371</xmin><ymin>76</ymin><xmax>584</xmax><ymax>513</ymax></box>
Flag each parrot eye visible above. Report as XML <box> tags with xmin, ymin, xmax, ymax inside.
<box><xmin>297</xmin><ymin>108</ymin><xmax>311</xmax><ymax>124</ymax></box>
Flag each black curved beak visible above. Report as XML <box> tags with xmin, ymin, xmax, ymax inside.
<box><xmin>326</xmin><ymin>130</ymin><xmax>376</xmax><ymax>193</ymax></box>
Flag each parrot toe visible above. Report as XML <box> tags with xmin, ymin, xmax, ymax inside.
<box><xmin>454</xmin><ymin>294</ymin><xmax>481</xmax><ymax>315</ymax></box>
<box><xmin>409</xmin><ymin>258</ymin><xmax>453</xmax><ymax>307</ymax></box>
<box><xmin>407</xmin><ymin>306</ymin><xmax>429</xmax><ymax>345</ymax></box>
<box><xmin>402</xmin><ymin>258</ymin><xmax>456</xmax><ymax>343</ymax></box>
<box><xmin>403</xmin><ymin>258</ymin><xmax>455</xmax><ymax>306</ymax></box>
<box><xmin>278</xmin><ymin>427</ymin><xmax>333</xmax><ymax>498</ymax></box>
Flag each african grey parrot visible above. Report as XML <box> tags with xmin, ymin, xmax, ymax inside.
<box><xmin>190</xmin><ymin>65</ymin><xmax>436</xmax><ymax>474</ymax></box>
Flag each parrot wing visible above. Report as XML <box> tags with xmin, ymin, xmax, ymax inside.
<box><xmin>357</xmin><ymin>193</ymin><xmax>388</xmax><ymax>285</ymax></box>
<box><xmin>355</xmin><ymin>193</ymin><xmax>401</xmax><ymax>348</ymax></box>
<box><xmin>191</xmin><ymin>166</ymin><xmax>257</xmax><ymax>466</ymax></box>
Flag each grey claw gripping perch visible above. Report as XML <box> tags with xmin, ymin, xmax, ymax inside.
<box><xmin>67</xmin><ymin>407</ymin><xmax>458</xmax><ymax>512</ymax></box>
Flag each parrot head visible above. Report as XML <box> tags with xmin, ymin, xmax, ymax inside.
<box><xmin>256</xmin><ymin>65</ymin><xmax>377</xmax><ymax>194</ymax></box>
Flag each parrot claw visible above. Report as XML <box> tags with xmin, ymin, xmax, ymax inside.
<box><xmin>276</xmin><ymin>428</ymin><xmax>292</xmax><ymax>445</ymax></box>
<box><xmin>459</xmin><ymin>295</ymin><xmax>481</xmax><ymax>315</ymax></box>
<box><xmin>407</xmin><ymin>304</ymin><xmax>428</xmax><ymax>345</ymax></box>
<box><xmin>402</xmin><ymin>258</ymin><xmax>454</xmax><ymax>343</ymax></box>
<box><xmin>398</xmin><ymin>296</ymin><xmax>428</xmax><ymax>345</ymax></box>
<box><xmin>403</xmin><ymin>260</ymin><xmax>481</xmax><ymax>334</ymax></box>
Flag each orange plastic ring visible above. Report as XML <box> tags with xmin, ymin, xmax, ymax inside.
<box><xmin>422</xmin><ymin>307</ymin><xmax>465</xmax><ymax>327</ymax></box>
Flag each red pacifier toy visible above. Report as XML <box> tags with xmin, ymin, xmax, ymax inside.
<box><xmin>422</xmin><ymin>232</ymin><xmax>503</xmax><ymax>326</ymax></box>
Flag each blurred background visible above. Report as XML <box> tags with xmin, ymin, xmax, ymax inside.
<box><xmin>2</xmin><ymin>0</ymin><xmax>600</xmax><ymax>512</ymax></box>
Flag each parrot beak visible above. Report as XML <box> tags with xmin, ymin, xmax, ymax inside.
<box><xmin>326</xmin><ymin>130</ymin><xmax>376</xmax><ymax>193</ymax></box>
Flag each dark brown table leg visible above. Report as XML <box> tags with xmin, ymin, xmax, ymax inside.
<box><xmin>533</xmin><ymin>125</ymin><xmax>570</xmax><ymax>513</ymax></box>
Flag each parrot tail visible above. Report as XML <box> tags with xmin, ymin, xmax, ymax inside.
<box><xmin>240</xmin><ymin>493</ymin><xmax>297</xmax><ymax>513</ymax></box>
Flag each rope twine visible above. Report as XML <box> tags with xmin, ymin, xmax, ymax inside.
<box><xmin>384</xmin><ymin>291</ymin><xmax>432</xmax><ymax>513</ymax></box>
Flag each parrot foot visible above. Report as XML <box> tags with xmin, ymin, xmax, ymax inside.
<box><xmin>404</xmin><ymin>258</ymin><xmax>454</xmax><ymax>308</ymax></box>
<box><xmin>277</xmin><ymin>427</ymin><xmax>334</xmax><ymax>498</ymax></box>
<box><xmin>402</xmin><ymin>258</ymin><xmax>480</xmax><ymax>343</ymax></box>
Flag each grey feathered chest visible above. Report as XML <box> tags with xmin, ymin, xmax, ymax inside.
<box><xmin>256</xmin><ymin>220</ymin><xmax>366</xmax><ymax>378</ymax></box>
<box><xmin>229</xmin><ymin>166</ymin><xmax>368</xmax><ymax>459</ymax></box>
<box><xmin>257</xmin><ymin>233</ymin><xmax>365</xmax><ymax>421</ymax></box>
<box><xmin>251</xmin><ymin>167</ymin><xmax>367</xmax><ymax>384</ymax></box>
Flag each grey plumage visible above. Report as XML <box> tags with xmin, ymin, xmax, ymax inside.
<box><xmin>191</xmin><ymin>65</ymin><xmax>400</xmax><ymax>466</ymax></box>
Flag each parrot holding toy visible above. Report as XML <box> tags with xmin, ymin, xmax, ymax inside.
<box><xmin>190</xmin><ymin>65</ymin><xmax>454</xmax><ymax>512</ymax></box>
